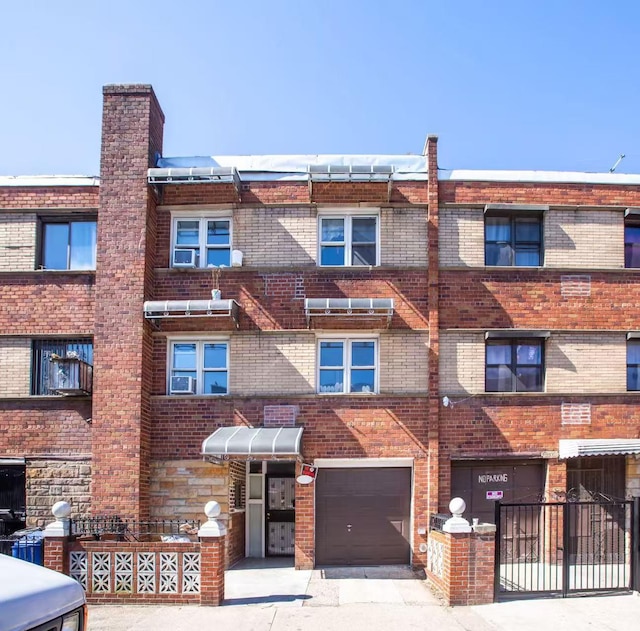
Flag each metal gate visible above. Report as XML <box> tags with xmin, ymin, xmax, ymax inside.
<box><xmin>495</xmin><ymin>499</ymin><xmax>637</xmax><ymax>600</ymax></box>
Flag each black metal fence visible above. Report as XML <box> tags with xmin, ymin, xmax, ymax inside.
<box><xmin>495</xmin><ymin>499</ymin><xmax>635</xmax><ymax>600</ymax></box>
<box><xmin>429</xmin><ymin>513</ymin><xmax>449</xmax><ymax>533</ymax></box>
<box><xmin>71</xmin><ymin>517</ymin><xmax>200</xmax><ymax>541</ymax></box>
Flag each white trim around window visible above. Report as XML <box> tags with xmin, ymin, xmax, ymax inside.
<box><xmin>317</xmin><ymin>209</ymin><xmax>380</xmax><ymax>267</ymax></box>
<box><xmin>316</xmin><ymin>335</ymin><xmax>379</xmax><ymax>394</ymax></box>
<box><xmin>170</xmin><ymin>211</ymin><xmax>233</xmax><ymax>269</ymax></box>
<box><xmin>167</xmin><ymin>338</ymin><xmax>230</xmax><ymax>395</ymax></box>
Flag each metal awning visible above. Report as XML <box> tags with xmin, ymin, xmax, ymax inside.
<box><xmin>143</xmin><ymin>300</ymin><xmax>239</xmax><ymax>327</ymax></box>
<box><xmin>485</xmin><ymin>330</ymin><xmax>550</xmax><ymax>339</ymax></box>
<box><xmin>304</xmin><ymin>298</ymin><xmax>394</xmax><ymax>327</ymax></box>
<box><xmin>484</xmin><ymin>203</ymin><xmax>549</xmax><ymax>213</ymax></box>
<box><xmin>559</xmin><ymin>439</ymin><xmax>640</xmax><ymax>459</ymax></box>
<box><xmin>148</xmin><ymin>166</ymin><xmax>241</xmax><ymax>187</ymax></box>
<box><xmin>202</xmin><ymin>427</ymin><xmax>303</xmax><ymax>461</ymax></box>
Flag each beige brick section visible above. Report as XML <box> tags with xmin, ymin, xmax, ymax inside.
<box><xmin>0</xmin><ymin>338</ymin><xmax>31</xmax><ymax>397</ymax></box>
<box><xmin>149</xmin><ymin>459</ymin><xmax>230</xmax><ymax>523</ymax></box>
<box><xmin>546</xmin><ymin>332</ymin><xmax>626</xmax><ymax>393</ymax></box>
<box><xmin>0</xmin><ymin>213</ymin><xmax>36</xmax><ymax>271</ymax></box>
<box><xmin>380</xmin><ymin>208</ymin><xmax>428</xmax><ymax>266</ymax></box>
<box><xmin>545</xmin><ymin>210</ymin><xmax>623</xmax><ymax>269</ymax></box>
<box><xmin>627</xmin><ymin>457</ymin><xmax>640</xmax><ymax>498</ymax></box>
<box><xmin>379</xmin><ymin>332</ymin><xmax>429</xmax><ymax>394</ymax></box>
<box><xmin>231</xmin><ymin>333</ymin><xmax>315</xmax><ymax>395</ymax></box>
<box><xmin>439</xmin><ymin>331</ymin><xmax>485</xmax><ymax>394</ymax></box>
<box><xmin>234</xmin><ymin>208</ymin><xmax>317</xmax><ymax>267</ymax></box>
<box><xmin>439</xmin><ymin>208</ymin><xmax>484</xmax><ymax>267</ymax></box>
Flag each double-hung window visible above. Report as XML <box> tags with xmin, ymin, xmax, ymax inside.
<box><xmin>319</xmin><ymin>214</ymin><xmax>378</xmax><ymax>266</ymax></box>
<box><xmin>624</xmin><ymin>223</ymin><xmax>640</xmax><ymax>268</ymax></box>
<box><xmin>318</xmin><ymin>338</ymin><xmax>377</xmax><ymax>393</ymax></box>
<box><xmin>169</xmin><ymin>340</ymin><xmax>228</xmax><ymax>395</ymax></box>
<box><xmin>485</xmin><ymin>212</ymin><xmax>542</xmax><ymax>267</ymax></box>
<box><xmin>172</xmin><ymin>217</ymin><xmax>231</xmax><ymax>268</ymax></box>
<box><xmin>40</xmin><ymin>220</ymin><xmax>97</xmax><ymax>270</ymax></box>
<box><xmin>627</xmin><ymin>340</ymin><xmax>640</xmax><ymax>390</ymax></box>
<box><xmin>485</xmin><ymin>339</ymin><xmax>544</xmax><ymax>392</ymax></box>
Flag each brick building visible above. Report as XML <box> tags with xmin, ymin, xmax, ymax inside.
<box><xmin>1</xmin><ymin>84</ymin><xmax>639</xmax><ymax>570</ymax></box>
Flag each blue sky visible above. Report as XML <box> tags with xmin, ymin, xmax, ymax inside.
<box><xmin>2</xmin><ymin>1</ymin><xmax>639</xmax><ymax>175</ymax></box>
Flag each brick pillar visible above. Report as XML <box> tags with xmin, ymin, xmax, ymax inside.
<box><xmin>43</xmin><ymin>537</ymin><xmax>69</xmax><ymax>574</ymax></box>
<box><xmin>200</xmin><ymin>535</ymin><xmax>226</xmax><ymax>606</ymax></box>
<box><xmin>294</xmin><ymin>462</ymin><xmax>314</xmax><ymax>569</ymax></box>
<box><xmin>425</xmin><ymin>134</ymin><xmax>440</xmax><ymax>517</ymax></box>
<box><xmin>92</xmin><ymin>84</ymin><xmax>165</xmax><ymax>520</ymax></box>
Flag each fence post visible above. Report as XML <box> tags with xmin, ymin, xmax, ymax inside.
<box><xmin>198</xmin><ymin>500</ymin><xmax>227</xmax><ymax>606</ymax></box>
<box><xmin>42</xmin><ymin>501</ymin><xmax>71</xmax><ymax>574</ymax></box>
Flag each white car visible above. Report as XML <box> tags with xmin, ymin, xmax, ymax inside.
<box><xmin>0</xmin><ymin>554</ymin><xmax>86</xmax><ymax>631</ymax></box>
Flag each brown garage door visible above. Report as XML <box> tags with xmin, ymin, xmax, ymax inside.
<box><xmin>451</xmin><ymin>460</ymin><xmax>544</xmax><ymax>525</ymax></box>
<box><xmin>315</xmin><ymin>467</ymin><xmax>411</xmax><ymax>566</ymax></box>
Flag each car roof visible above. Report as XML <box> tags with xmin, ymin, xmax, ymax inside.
<box><xmin>0</xmin><ymin>555</ymin><xmax>85</xmax><ymax>631</ymax></box>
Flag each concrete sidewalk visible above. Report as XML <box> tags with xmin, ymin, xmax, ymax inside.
<box><xmin>87</xmin><ymin>562</ymin><xmax>640</xmax><ymax>631</ymax></box>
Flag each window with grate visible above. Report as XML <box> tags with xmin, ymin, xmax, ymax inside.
<box><xmin>32</xmin><ymin>339</ymin><xmax>93</xmax><ymax>395</ymax></box>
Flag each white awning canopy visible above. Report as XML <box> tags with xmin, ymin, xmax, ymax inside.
<box><xmin>304</xmin><ymin>298</ymin><xmax>394</xmax><ymax>327</ymax></box>
<box><xmin>143</xmin><ymin>300</ymin><xmax>239</xmax><ymax>327</ymax></box>
<box><xmin>202</xmin><ymin>427</ymin><xmax>303</xmax><ymax>461</ymax></box>
<box><xmin>558</xmin><ymin>439</ymin><xmax>640</xmax><ymax>459</ymax></box>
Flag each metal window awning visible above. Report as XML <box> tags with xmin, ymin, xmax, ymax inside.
<box><xmin>308</xmin><ymin>164</ymin><xmax>394</xmax><ymax>201</ymax></box>
<box><xmin>484</xmin><ymin>203</ymin><xmax>549</xmax><ymax>213</ymax></box>
<box><xmin>143</xmin><ymin>300</ymin><xmax>239</xmax><ymax>327</ymax></box>
<box><xmin>485</xmin><ymin>330</ymin><xmax>550</xmax><ymax>339</ymax></box>
<box><xmin>304</xmin><ymin>298</ymin><xmax>394</xmax><ymax>327</ymax></box>
<box><xmin>559</xmin><ymin>439</ymin><xmax>640</xmax><ymax>459</ymax></box>
<box><xmin>202</xmin><ymin>427</ymin><xmax>303</xmax><ymax>461</ymax></box>
<box><xmin>147</xmin><ymin>166</ymin><xmax>241</xmax><ymax>188</ymax></box>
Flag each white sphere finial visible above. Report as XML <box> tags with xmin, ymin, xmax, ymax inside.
<box><xmin>449</xmin><ymin>497</ymin><xmax>466</xmax><ymax>517</ymax></box>
<box><xmin>204</xmin><ymin>500</ymin><xmax>221</xmax><ymax>519</ymax></box>
<box><xmin>52</xmin><ymin>501</ymin><xmax>71</xmax><ymax>519</ymax></box>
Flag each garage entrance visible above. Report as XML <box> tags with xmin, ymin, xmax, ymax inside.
<box><xmin>315</xmin><ymin>467</ymin><xmax>411</xmax><ymax>566</ymax></box>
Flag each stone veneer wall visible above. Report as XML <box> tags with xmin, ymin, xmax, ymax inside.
<box><xmin>26</xmin><ymin>459</ymin><xmax>91</xmax><ymax>527</ymax></box>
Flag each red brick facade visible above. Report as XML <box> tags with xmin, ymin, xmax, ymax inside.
<box><xmin>2</xmin><ymin>83</ymin><xmax>640</xmax><ymax>582</ymax></box>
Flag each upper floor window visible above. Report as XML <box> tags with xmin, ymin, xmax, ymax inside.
<box><xmin>32</xmin><ymin>339</ymin><xmax>93</xmax><ymax>395</ymax></box>
<box><xmin>319</xmin><ymin>214</ymin><xmax>379</xmax><ymax>266</ymax></box>
<box><xmin>485</xmin><ymin>214</ymin><xmax>542</xmax><ymax>267</ymax></box>
<box><xmin>624</xmin><ymin>224</ymin><xmax>640</xmax><ymax>268</ymax></box>
<box><xmin>627</xmin><ymin>340</ymin><xmax>640</xmax><ymax>390</ymax></box>
<box><xmin>172</xmin><ymin>218</ymin><xmax>231</xmax><ymax>268</ymax></box>
<box><xmin>41</xmin><ymin>220</ymin><xmax>96</xmax><ymax>270</ymax></box>
<box><xmin>485</xmin><ymin>338</ymin><xmax>544</xmax><ymax>392</ymax></box>
<box><xmin>169</xmin><ymin>340</ymin><xmax>228</xmax><ymax>395</ymax></box>
<box><xmin>318</xmin><ymin>338</ymin><xmax>377</xmax><ymax>393</ymax></box>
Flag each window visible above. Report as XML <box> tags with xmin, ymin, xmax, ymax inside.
<box><xmin>627</xmin><ymin>340</ymin><xmax>640</xmax><ymax>390</ymax></box>
<box><xmin>318</xmin><ymin>338</ymin><xmax>377</xmax><ymax>393</ymax></box>
<box><xmin>625</xmin><ymin>224</ymin><xmax>640</xmax><ymax>268</ymax></box>
<box><xmin>41</xmin><ymin>220</ymin><xmax>96</xmax><ymax>270</ymax></box>
<box><xmin>485</xmin><ymin>215</ymin><xmax>542</xmax><ymax>266</ymax></box>
<box><xmin>172</xmin><ymin>217</ymin><xmax>231</xmax><ymax>268</ymax></box>
<box><xmin>319</xmin><ymin>214</ymin><xmax>378</xmax><ymax>266</ymax></box>
<box><xmin>169</xmin><ymin>340</ymin><xmax>228</xmax><ymax>395</ymax></box>
<box><xmin>485</xmin><ymin>339</ymin><xmax>544</xmax><ymax>392</ymax></box>
<box><xmin>32</xmin><ymin>339</ymin><xmax>93</xmax><ymax>395</ymax></box>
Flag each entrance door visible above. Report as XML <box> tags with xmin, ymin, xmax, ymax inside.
<box><xmin>265</xmin><ymin>462</ymin><xmax>295</xmax><ymax>556</ymax></box>
<box><xmin>315</xmin><ymin>467</ymin><xmax>411</xmax><ymax>566</ymax></box>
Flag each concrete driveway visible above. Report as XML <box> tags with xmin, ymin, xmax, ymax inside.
<box><xmin>87</xmin><ymin>560</ymin><xmax>640</xmax><ymax>631</ymax></box>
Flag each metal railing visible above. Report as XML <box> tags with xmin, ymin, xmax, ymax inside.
<box><xmin>71</xmin><ymin>517</ymin><xmax>200</xmax><ymax>540</ymax></box>
<box><xmin>429</xmin><ymin>513</ymin><xmax>449</xmax><ymax>532</ymax></box>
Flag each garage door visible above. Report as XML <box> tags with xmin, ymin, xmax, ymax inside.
<box><xmin>315</xmin><ymin>467</ymin><xmax>411</xmax><ymax>566</ymax></box>
<box><xmin>451</xmin><ymin>460</ymin><xmax>544</xmax><ymax>525</ymax></box>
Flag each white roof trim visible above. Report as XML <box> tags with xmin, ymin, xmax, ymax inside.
<box><xmin>0</xmin><ymin>175</ymin><xmax>99</xmax><ymax>187</ymax></box>
<box><xmin>439</xmin><ymin>169</ymin><xmax>640</xmax><ymax>186</ymax></box>
<box><xmin>558</xmin><ymin>439</ymin><xmax>640</xmax><ymax>459</ymax></box>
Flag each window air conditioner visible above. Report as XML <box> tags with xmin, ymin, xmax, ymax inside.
<box><xmin>173</xmin><ymin>249</ymin><xmax>197</xmax><ymax>268</ymax></box>
<box><xmin>170</xmin><ymin>376</ymin><xmax>196</xmax><ymax>394</ymax></box>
